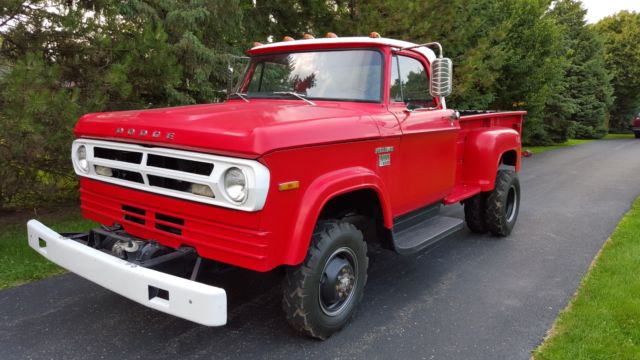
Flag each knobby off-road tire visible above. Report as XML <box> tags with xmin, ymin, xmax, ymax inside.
<box><xmin>282</xmin><ymin>221</ymin><xmax>368</xmax><ymax>340</ymax></box>
<box><xmin>485</xmin><ymin>170</ymin><xmax>520</xmax><ymax>236</ymax></box>
<box><xmin>464</xmin><ymin>193</ymin><xmax>488</xmax><ymax>233</ymax></box>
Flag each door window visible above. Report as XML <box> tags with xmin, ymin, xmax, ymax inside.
<box><xmin>390</xmin><ymin>55</ymin><xmax>435</xmax><ymax>109</ymax></box>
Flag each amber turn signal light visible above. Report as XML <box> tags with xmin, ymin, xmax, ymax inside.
<box><xmin>326</xmin><ymin>32</ymin><xmax>338</xmax><ymax>38</ymax></box>
<box><xmin>278</xmin><ymin>181</ymin><xmax>300</xmax><ymax>191</ymax></box>
<box><xmin>303</xmin><ymin>33</ymin><xmax>315</xmax><ymax>39</ymax></box>
<box><xmin>369</xmin><ymin>32</ymin><xmax>381</xmax><ymax>38</ymax></box>
<box><xmin>283</xmin><ymin>36</ymin><xmax>295</xmax><ymax>41</ymax></box>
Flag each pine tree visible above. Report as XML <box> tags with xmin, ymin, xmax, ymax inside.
<box><xmin>549</xmin><ymin>0</ymin><xmax>613</xmax><ymax>139</ymax></box>
<box><xmin>595</xmin><ymin>11</ymin><xmax>640</xmax><ymax>131</ymax></box>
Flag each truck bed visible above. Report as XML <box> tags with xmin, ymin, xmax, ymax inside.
<box><xmin>444</xmin><ymin>110</ymin><xmax>526</xmax><ymax>204</ymax></box>
<box><xmin>458</xmin><ymin>110</ymin><xmax>525</xmax><ymax>133</ymax></box>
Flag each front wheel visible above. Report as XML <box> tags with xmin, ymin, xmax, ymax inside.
<box><xmin>634</xmin><ymin>132</ymin><xmax>640</xmax><ymax>139</ymax></box>
<box><xmin>485</xmin><ymin>170</ymin><xmax>521</xmax><ymax>236</ymax></box>
<box><xmin>282</xmin><ymin>221</ymin><xmax>368</xmax><ymax>340</ymax></box>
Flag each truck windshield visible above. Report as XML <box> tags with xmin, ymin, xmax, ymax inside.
<box><xmin>239</xmin><ymin>50</ymin><xmax>383</xmax><ymax>102</ymax></box>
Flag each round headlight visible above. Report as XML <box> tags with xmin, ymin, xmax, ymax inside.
<box><xmin>224</xmin><ymin>167</ymin><xmax>247</xmax><ymax>203</ymax></box>
<box><xmin>77</xmin><ymin>145</ymin><xmax>89</xmax><ymax>173</ymax></box>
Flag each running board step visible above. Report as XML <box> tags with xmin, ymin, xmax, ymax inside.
<box><xmin>392</xmin><ymin>216</ymin><xmax>464</xmax><ymax>255</ymax></box>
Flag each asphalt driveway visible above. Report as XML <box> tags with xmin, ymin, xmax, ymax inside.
<box><xmin>1</xmin><ymin>138</ymin><xmax>639</xmax><ymax>360</ymax></box>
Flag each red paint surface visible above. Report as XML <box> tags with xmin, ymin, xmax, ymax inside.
<box><xmin>74</xmin><ymin>39</ymin><xmax>525</xmax><ymax>271</ymax></box>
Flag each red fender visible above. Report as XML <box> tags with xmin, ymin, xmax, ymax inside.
<box><xmin>285</xmin><ymin>167</ymin><xmax>392</xmax><ymax>265</ymax></box>
<box><xmin>462</xmin><ymin>128</ymin><xmax>521</xmax><ymax>191</ymax></box>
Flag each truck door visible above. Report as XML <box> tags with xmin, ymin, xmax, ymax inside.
<box><xmin>388</xmin><ymin>53</ymin><xmax>459</xmax><ymax>215</ymax></box>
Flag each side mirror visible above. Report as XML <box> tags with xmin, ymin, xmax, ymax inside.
<box><xmin>430</xmin><ymin>58</ymin><xmax>453</xmax><ymax>98</ymax></box>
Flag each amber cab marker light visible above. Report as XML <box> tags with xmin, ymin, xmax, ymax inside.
<box><xmin>369</xmin><ymin>31</ymin><xmax>381</xmax><ymax>38</ymax></box>
<box><xmin>283</xmin><ymin>36</ymin><xmax>295</xmax><ymax>41</ymax></box>
<box><xmin>278</xmin><ymin>181</ymin><xmax>300</xmax><ymax>191</ymax></box>
<box><xmin>326</xmin><ymin>32</ymin><xmax>338</xmax><ymax>38</ymax></box>
<box><xmin>303</xmin><ymin>33</ymin><xmax>315</xmax><ymax>39</ymax></box>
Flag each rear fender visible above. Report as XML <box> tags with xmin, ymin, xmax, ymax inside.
<box><xmin>463</xmin><ymin>129</ymin><xmax>521</xmax><ymax>191</ymax></box>
<box><xmin>286</xmin><ymin>167</ymin><xmax>392</xmax><ymax>265</ymax></box>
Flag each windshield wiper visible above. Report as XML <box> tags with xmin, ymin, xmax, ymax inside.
<box><xmin>273</xmin><ymin>91</ymin><xmax>316</xmax><ymax>106</ymax></box>
<box><xmin>229</xmin><ymin>92</ymin><xmax>249</xmax><ymax>103</ymax></box>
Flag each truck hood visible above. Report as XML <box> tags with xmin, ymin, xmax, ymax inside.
<box><xmin>74</xmin><ymin>100</ymin><xmax>382</xmax><ymax>158</ymax></box>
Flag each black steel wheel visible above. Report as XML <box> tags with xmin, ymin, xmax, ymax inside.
<box><xmin>282</xmin><ymin>221</ymin><xmax>368</xmax><ymax>340</ymax></box>
<box><xmin>485</xmin><ymin>170</ymin><xmax>520</xmax><ymax>236</ymax></box>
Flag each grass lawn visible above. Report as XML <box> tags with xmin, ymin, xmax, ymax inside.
<box><xmin>604</xmin><ymin>133</ymin><xmax>635</xmax><ymax>140</ymax></box>
<box><xmin>0</xmin><ymin>210</ymin><xmax>95</xmax><ymax>289</ymax></box>
<box><xmin>524</xmin><ymin>133</ymin><xmax>635</xmax><ymax>154</ymax></box>
<box><xmin>534</xmin><ymin>197</ymin><xmax>640</xmax><ymax>359</ymax></box>
<box><xmin>524</xmin><ymin>139</ymin><xmax>594</xmax><ymax>154</ymax></box>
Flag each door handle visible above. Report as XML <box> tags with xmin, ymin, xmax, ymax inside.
<box><xmin>449</xmin><ymin>111</ymin><xmax>460</xmax><ymax>126</ymax></box>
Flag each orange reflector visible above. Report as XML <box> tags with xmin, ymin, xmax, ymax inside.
<box><xmin>278</xmin><ymin>181</ymin><xmax>300</xmax><ymax>191</ymax></box>
<box><xmin>326</xmin><ymin>32</ymin><xmax>338</xmax><ymax>38</ymax></box>
<box><xmin>252</xmin><ymin>42</ymin><xmax>263</xmax><ymax>47</ymax></box>
<box><xmin>283</xmin><ymin>36</ymin><xmax>295</xmax><ymax>41</ymax></box>
<box><xmin>369</xmin><ymin>31</ymin><xmax>381</xmax><ymax>38</ymax></box>
<box><xmin>303</xmin><ymin>33</ymin><xmax>315</xmax><ymax>39</ymax></box>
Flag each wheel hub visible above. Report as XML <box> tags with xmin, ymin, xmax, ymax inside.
<box><xmin>319</xmin><ymin>248</ymin><xmax>358</xmax><ymax>316</ymax></box>
<box><xmin>336</xmin><ymin>266</ymin><xmax>355</xmax><ymax>299</ymax></box>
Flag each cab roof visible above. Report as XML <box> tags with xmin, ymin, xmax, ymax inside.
<box><xmin>248</xmin><ymin>37</ymin><xmax>437</xmax><ymax>62</ymax></box>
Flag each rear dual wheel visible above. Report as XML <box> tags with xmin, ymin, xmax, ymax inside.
<box><xmin>464</xmin><ymin>193</ymin><xmax>488</xmax><ymax>233</ymax></box>
<box><xmin>464</xmin><ymin>170</ymin><xmax>520</xmax><ymax>236</ymax></box>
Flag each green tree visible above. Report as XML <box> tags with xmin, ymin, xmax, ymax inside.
<box><xmin>0</xmin><ymin>0</ymin><xmax>247</xmax><ymax>208</ymax></box>
<box><xmin>549</xmin><ymin>0</ymin><xmax>613</xmax><ymax>139</ymax></box>
<box><xmin>0</xmin><ymin>0</ymin><xmax>627</xmax><ymax>209</ymax></box>
<box><xmin>594</xmin><ymin>11</ymin><xmax>640</xmax><ymax>131</ymax></box>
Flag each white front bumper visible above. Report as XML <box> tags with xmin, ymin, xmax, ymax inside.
<box><xmin>27</xmin><ymin>220</ymin><xmax>227</xmax><ymax>326</ymax></box>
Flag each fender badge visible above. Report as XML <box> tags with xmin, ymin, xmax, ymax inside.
<box><xmin>378</xmin><ymin>153</ymin><xmax>391</xmax><ymax>167</ymax></box>
<box><xmin>375</xmin><ymin>146</ymin><xmax>394</xmax><ymax>154</ymax></box>
<box><xmin>375</xmin><ymin>146</ymin><xmax>393</xmax><ymax>167</ymax></box>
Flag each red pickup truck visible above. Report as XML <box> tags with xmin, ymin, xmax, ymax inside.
<box><xmin>27</xmin><ymin>35</ymin><xmax>525</xmax><ymax>339</ymax></box>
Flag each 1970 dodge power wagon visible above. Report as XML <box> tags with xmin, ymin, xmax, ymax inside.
<box><xmin>27</xmin><ymin>34</ymin><xmax>525</xmax><ymax>339</ymax></box>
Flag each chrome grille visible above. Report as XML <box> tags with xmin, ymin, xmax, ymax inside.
<box><xmin>71</xmin><ymin>139</ymin><xmax>270</xmax><ymax>211</ymax></box>
<box><xmin>93</xmin><ymin>147</ymin><xmax>215</xmax><ymax>176</ymax></box>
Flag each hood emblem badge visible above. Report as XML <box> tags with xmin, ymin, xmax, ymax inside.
<box><xmin>115</xmin><ymin>128</ymin><xmax>175</xmax><ymax>140</ymax></box>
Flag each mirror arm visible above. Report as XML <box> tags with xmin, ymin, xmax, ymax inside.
<box><xmin>395</xmin><ymin>42</ymin><xmax>444</xmax><ymax>58</ymax></box>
